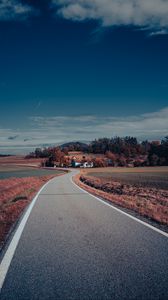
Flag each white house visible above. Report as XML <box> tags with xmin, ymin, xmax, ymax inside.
<box><xmin>81</xmin><ymin>162</ymin><xmax>94</xmax><ymax>168</ymax></box>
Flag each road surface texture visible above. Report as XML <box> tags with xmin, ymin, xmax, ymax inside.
<box><xmin>0</xmin><ymin>171</ymin><xmax>168</xmax><ymax>299</ymax></box>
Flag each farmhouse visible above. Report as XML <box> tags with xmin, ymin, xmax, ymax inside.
<box><xmin>81</xmin><ymin>162</ymin><xmax>94</xmax><ymax>168</ymax></box>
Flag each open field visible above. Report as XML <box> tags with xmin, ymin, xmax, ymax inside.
<box><xmin>84</xmin><ymin>167</ymin><xmax>168</xmax><ymax>190</ymax></box>
<box><xmin>0</xmin><ymin>155</ymin><xmax>64</xmax><ymax>179</ymax></box>
<box><xmin>76</xmin><ymin>167</ymin><xmax>168</xmax><ymax>227</ymax></box>
<box><xmin>0</xmin><ymin>166</ymin><xmax>64</xmax><ymax>179</ymax></box>
<box><xmin>0</xmin><ymin>155</ymin><xmax>43</xmax><ymax>167</ymax></box>
<box><xmin>85</xmin><ymin>166</ymin><xmax>168</xmax><ymax>173</ymax></box>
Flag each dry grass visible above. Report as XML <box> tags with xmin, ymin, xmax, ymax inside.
<box><xmin>0</xmin><ymin>173</ymin><xmax>63</xmax><ymax>249</ymax></box>
<box><xmin>0</xmin><ymin>165</ymin><xmax>37</xmax><ymax>173</ymax></box>
<box><xmin>83</xmin><ymin>166</ymin><xmax>168</xmax><ymax>174</ymax></box>
<box><xmin>74</xmin><ymin>170</ymin><xmax>168</xmax><ymax>226</ymax></box>
<box><xmin>0</xmin><ymin>155</ymin><xmax>43</xmax><ymax>168</ymax></box>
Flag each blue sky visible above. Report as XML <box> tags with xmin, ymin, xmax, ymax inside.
<box><xmin>0</xmin><ymin>0</ymin><xmax>168</xmax><ymax>154</ymax></box>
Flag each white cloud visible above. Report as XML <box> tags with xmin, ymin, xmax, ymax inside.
<box><xmin>0</xmin><ymin>0</ymin><xmax>34</xmax><ymax>20</ymax></box>
<box><xmin>30</xmin><ymin>106</ymin><xmax>168</xmax><ymax>141</ymax></box>
<box><xmin>54</xmin><ymin>0</ymin><xmax>168</xmax><ymax>34</ymax></box>
<box><xmin>0</xmin><ymin>107</ymin><xmax>168</xmax><ymax>154</ymax></box>
<box><xmin>149</xmin><ymin>29</ymin><xmax>168</xmax><ymax>36</ymax></box>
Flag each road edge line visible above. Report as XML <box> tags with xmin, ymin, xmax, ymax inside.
<box><xmin>70</xmin><ymin>175</ymin><xmax>168</xmax><ymax>238</ymax></box>
<box><xmin>0</xmin><ymin>176</ymin><xmax>57</xmax><ymax>291</ymax></box>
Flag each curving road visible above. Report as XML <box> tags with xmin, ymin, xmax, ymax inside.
<box><xmin>0</xmin><ymin>171</ymin><xmax>168</xmax><ymax>299</ymax></box>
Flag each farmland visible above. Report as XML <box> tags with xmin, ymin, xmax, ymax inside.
<box><xmin>76</xmin><ymin>167</ymin><xmax>168</xmax><ymax>228</ymax></box>
<box><xmin>0</xmin><ymin>155</ymin><xmax>64</xmax><ymax>178</ymax></box>
<box><xmin>85</xmin><ymin>167</ymin><xmax>168</xmax><ymax>190</ymax></box>
<box><xmin>0</xmin><ymin>166</ymin><xmax>64</xmax><ymax>180</ymax></box>
<box><xmin>0</xmin><ymin>155</ymin><xmax>43</xmax><ymax>166</ymax></box>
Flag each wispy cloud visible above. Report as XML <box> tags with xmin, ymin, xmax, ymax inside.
<box><xmin>149</xmin><ymin>29</ymin><xmax>168</xmax><ymax>36</ymax></box>
<box><xmin>0</xmin><ymin>0</ymin><xmax>35</xmax><ymax>20</ymax></box>
<box><xmin>30</xmin><ymin>107</ymin><xmax>168</xmax><ymax>141</ymax></box>
<box><xmin>8</xmin><ymin>135</ymin><xmax>19</xmax><ymax>140</ymax></box>
<box><xmin>53</xmin><ymin>0</ymin><xmax>168</xmax><ymax>35</ymax></box>
<box><xmin>0</xmin><ymin>107</ymin><xmax>168</xmax><ymax>154</ymax></box>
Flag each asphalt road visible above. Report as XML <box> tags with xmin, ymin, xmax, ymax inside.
<box><xmin>0</xmin><ymin>171</ymin><xmax>168</xmax><ymax>299</ymax></box>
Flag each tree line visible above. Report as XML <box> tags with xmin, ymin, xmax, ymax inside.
<box><xmin>25</xmin><ymin>136</ymin><xmax>168</xmax><ymax>167</ymax></box>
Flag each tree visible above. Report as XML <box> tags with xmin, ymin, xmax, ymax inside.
<box><xmin>117</xmin><ymin>156</ymin><xmax>127</xmax><ymax>167</ymax></box>
<box><xmin>93</xmin><ymin>158</ymin><xmax>107</xmax><ymax>167</ymax></box>
<box><xmin>45</xmin><ymin>156</ymin><xmax>55</xmax><ymax>167</ymax></box>
<box><xmin>35</xmin><ymin>148</ymin><xmax>42</xmax><ymax>158</ymax></box>
<box><xmin>148</xmin><ymin>154</ymin><xmax>159</xmax><ymax>166</ymax></box>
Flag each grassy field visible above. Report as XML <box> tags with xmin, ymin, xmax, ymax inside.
<box><xmin>0</xmin><ymin>166</ymin><xmax>64</xmax><ymax>179</ymax></box>
<box><xmin>77</xmin><ymin>167</ymin><xmax>168</xmax><ymax>227</ymax></box>
<box><xmin>84</xmin><ymin>167</ymin><xmax>168</xmax><ymax>190</ymax></box>
<box><xmin>0</xmin><ymin>155</ymin><xmax>43</xmax><ymax>166</ymax></box>
<box><xmin>0</xmin><ymin>156</ymin><xmax>64</xmax><ymax>179</ymax></box>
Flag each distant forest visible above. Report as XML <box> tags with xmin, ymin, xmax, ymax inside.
<box><xmin>26</xmin><ymin>136</ymin><xmax>168</xmax><ymax>167</ymax></box>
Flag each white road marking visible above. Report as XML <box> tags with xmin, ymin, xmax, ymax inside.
<box><xmin>0</xmin><ymin>176</ymin><xmax>57</xmax><ymax>291</ymax></box>
<box><xmin>71</xmin><ymin>175</ymin><xmax>168</xmax><ymax>238</ymax></box>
